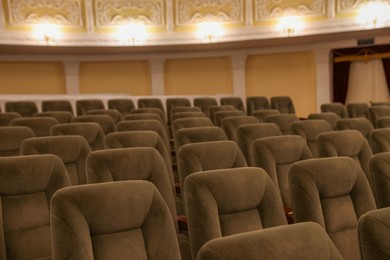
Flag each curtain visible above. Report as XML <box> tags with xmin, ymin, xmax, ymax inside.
<box><xmin>332</xmin><ymin>62</ymin><xmax>351</xmax><ymax>103</ymax></box>
<box><xmin>346</xmin><ymin>60</ymin><xmax>389</xmax><ymax>103</ymax></box>
<box><xmin>383</xmin><ymin>58</ymin><xmax>390</xmax><ymax>92</ymax></box>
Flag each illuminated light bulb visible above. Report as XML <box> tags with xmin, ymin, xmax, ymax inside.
<box><xmin>33</xmin><ymin>23</ymin><xmax>61</xmax><ymax>44</ymax></box>
<box><xmin>277</xmin><ymin>16</ymin><xmax>304</xmax><ymax>36</ymax></box>
<box><xmin>197</xmin><ymin>22</ymin><xmax>224</xmax><ymax>42</ymax></box>
<box><xmin>358</xmin><ymin>1</ymin><xmax>390</xmax><ymax>28</ymax></box>
<box><xmin>116</xmin><ymin>23</ymin><xmax>147</xmax><ymax>46</ymax></box>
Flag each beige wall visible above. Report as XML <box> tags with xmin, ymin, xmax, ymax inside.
<box><xmin>246</xmin><ymin>51</ymin><xmax>317</xmax><ymax>117</ymax></box>
<box><xmin>79</xmin><ymin>61</ymin><xmax>151</xmax><ymax>95</ymax></box>
<box><xmin>164</xmin><ymin>57</ymin><xmax>233</xmax><ymax>95</ymax></box>
<box><xmin>0</xmin><ymin>62</ymin><xmax>66</xmax><ymax>94</ymax></box>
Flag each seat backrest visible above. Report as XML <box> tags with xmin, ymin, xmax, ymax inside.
<box><xmin>320</xmin><ymin>102</ymin><xmax>348</xmax><ymax>118</ymax></box>
<box><xmin>336</xmin><ymin>118</ymin><xmax>374</xmax><ymax>140</ymax></box>
<box><xmin>252</xmin><ymin>109</ymin><xmax>280</xmax><ymax>123</ymax></box>
<box><xmin>104</xmin><ymin>131</ymin><xmax>174</xmax><ymax>190</ymax></box>
<box><xmin>369</xmin><ymin>152</ymin><xmax>390</xmax><ymax>208</ymax></box>
<box><xmin>214</xmin><ymin>110</ymin><xmax>246</xmax><ymax>126</ymax></box>
<box><xmin>253</xmin><ymin>135</ymin><xmax>312</xmax><ymax>209</ymax></box>
<box><xmin>197</xmin><ymin>222</ymin><xmax>343</xmax><ymax>260</ymax></box>
<box><xmin>50</xmin><ymin>180</ymin><xmax>181</xmax><ymax>260</ymax></box>
<box><xmin>221</xmin><ymin>116</ymin><xmax>259</xmax><ymax>141</ymax></box>
<box><xmin>346</xmin><ymin>102</ymin><xmax>369</xmax><ymax>118</ymax></box>
<box><xmin>270</xmin><ymin>96</ymin><xmax>295</xmax><ymax>114</ymax></box>
<box><xmin>171</xmin><ymin>112</ymin><xmax>206</xmax><ymax>122</ymax></box>
<box><xmin>10</xmin><ymin>117</ymin><xmax>59</xmax><ymax>137</ymax></box>
<box><xmin>34</xmin><ymin>111</ymin><xmax>74</xmax><ymax>124</ymax></box>
<box><xmin>0</xmin><ymin>154</ymin><xmax>70</xmax><ymax>259</ymax></box>
<box><xmin>184</xmin><ymin>167</ymin><xmax>287</xmax><ymax>259</ymax></box>
<box><xmin>246</xmin><ymin>96</ymin><xmax>270</xmax><ymax>115</ymax></box>
<box><xmin>137</xmin><ymin>98</ymin><xmax>165</xmax><ymax>111</ymax></box>
<box><xmin>289</xmin><ymin>157</ymin><xmax>377</xmax><ymax>260</ymax></box>
<box><xmin>171</xmin><ymin>106</ymin><xmax>201</xmax><ymax>123</ymax></box>
<box><xmin>166</xmin><ymin>98</ymin><xmax>191</xmax><ymax>123</ymax></box>
<box><xmin>193</xmin><ymin>97</ymin><xmax>218</xmax><ymax>118</ymax></box>
<box><xmin>50</xmin><ymin>122</ymin><xmax>105</xmax><ymax>151</ymax></box>
<box><xmin>208</xmin><ymin>105</ymin><xmax>237</xmax><ymax>124</ymax></box>
<box><xmin>266</xmin><ymin>114</ymin><xmax>299</xmax><ymax>135</ymax></box>
<box><xmin>87</xmin><ymin>147</ymin><xmax>178</xmax><ymax>231</ymax></box>
<box><xmin>42</xmin><ymin>100</ymin><xmax>74</xmax><ymax>114</ymax></box>
<box><xmin>72</xmin><ymin>115</ymin><xmax>116</xmax><ymax>134</ymax></box>
<box><xmin>20</xmin><ymin>135</ymin><xmax>90</xmax><ymax>185</ymax></box>
<box><xmin>369</xmin><ymin>128</ymin><xmax>390</xmax><ymax>154</ymax></box>
<box><xmin>5</xmin><ymin>101</ymin><xmax>38</xmax><ymax>117</ymax></box>
<box><xmin>0</xmin><ymin>126</ymin><xmax>35</xmax><ymax>156</ymax></box>
<box><xmin>107</xmin><ymin>98</ymin><xmax>135</xmax><ymax>115</ymax></box>
<box><xmin>375</xmin><ymin>116</ymin><xmax>390</xmax><ymax>128</ymax></box>
<box><xmin>220</xmin><ymin>97</ymin><xmax>245</xmax><ymax>112</ymax></box>
<box><xmin>76</xmin><ymin>99</ymin><xmax>105</xmax><ymax>116</ymax></box>
<box><xmin>174</xmin><ymin>126</ymin><xmax>227</xmax><ymax>152</ymax></box>
<box><xmin>172</xmin><ymin>117</ymin><xmax>214</xmax><ymax>133</ymax></box>
<box><xmin>236</xmin><ymin>123</ymin><xmax>282</xmax><ymax>166</ymax></box>
<box><xmin>308</xmin><ymin>112</ymin><xmax>339</xmax><ymax>130</ymax></box>
<box><xmin>368</xmin><ymin>106</ymin><xmax>390</xmax><ymax>126</ymax></box>
<box><xmin>359</xmin><ymin>207</ymin><xmax>390</xmax><ymax>260</ymax></box>
<box><xmin>86</xmin><ymin>109</ymin><xmax>123</xmax><ymax>124</ymax></box>
<box><xmin>291</xmin><ymin>119</ymin><xmax>333</xmax><ymax>157</ymax></box>
<box><xmin>130</xmin><ymin>107</ymin><xmax>166</xmax><ymax>122</ymax></box>
<box><xmin>317</xmin><ymin>130</ymin><xmax>374</xmax><ymax>191</ymax></box>
<box><xmin>0</xmin><ymin>112</ymin><xmax>21</xmax><ymax>126</ymax></box>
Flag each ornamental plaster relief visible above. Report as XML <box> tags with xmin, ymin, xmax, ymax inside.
<box><xmin>336</xmin><ymin>0</ymin><xmax>365</xmax><ymax>13</ymax></box>
<box><xmin>175</xmin><ymin>0</ymin><xmax>244</xmax><ymax>25</ymax></box>
<box><xmin>94</xmin><ymin>0</ymin><xmax>165</xmax><ymax>26</ymax></box>
<box><xmin>7</xmin><ymin>0</ymin><xmax>82</xmax><ymax>26</ymax></box>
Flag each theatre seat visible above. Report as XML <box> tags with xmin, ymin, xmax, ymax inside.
<box><xmin>10</xmin><ymin>117</ymin><xmax>59</xmax><ymax>137</ymax></box>
<box><xmin>107</xmin><ymin>98</ymin><xmax>135</xmax><ymax>115</ymax></box>
<box><xmin>5</xmin><ymin>101</ymin><xmax>38</xmax><ymax>117</ymax></box>
<box><xmin>270</xmin><ymin>96</ymin><xmax>296</xmax><ymax>114</ymax></box>
<box><xmin>0</xmin><ymin>112</ymin><xmax>21</xmax><ymax>126</ymax></box>
<box><xmin>220</xmin><ymin>97</ymin><xmax>245</xmax><ymax>112</ymax></box>
<box><xmin>346</xmin><ymin>102</ymin><xmax>369</xmax><ymax>119</ymax></box>
<box><xmin>51</xmin><ymin>180</ymin><xmax>181</xmax><ymax>260</ymax></box>
<box><xmin>246</xmin><ymin>96</ymin><xmax>270</xmax><ymax>115</ymax></box>
<box><xmin>321</xmin><ymin>102</ymin><xmax>348</xmax><ymax>118</ymax></box>
<box><xmin>34</xmin><ymin>111</ymin><xmax>73</xmax><ymax>124</ymax></box>
<box><xmin>172</xmin><ymin>117</ymin><xmax>214</xmax><ymax>134</ymax></box>
<box><xmin>72</xmin><ymin>115</ymin><xmax>116</xmax><ymax>134</ymax></box>
<box><xmin>193</xmin><ymin>97</ymin><xmax>218</xmax><ymax>118</ymax></box>
<box><xmin>336</xmin><ymin>118</ymin><xmax>374</xmax><ymax>140</ymax></box>
<box><xmin>42</xmin><ymin>100</ymin><xmax>74</xmax><ymax>115</ymax></box>
<box><xmin>370</xmin><ymin>152</ymin><xmax>390</xmax><ymax>208</ymax></box>
<box><xmin>86</xmin><ymin>109</ymin><xmax>123</xmax><ymax>124</ymax></box>
<box><xmin>308</xmin><ymin>112</ymin><xmax>339</xmax><ymax>130</ymax></box>
<box><xmin>0</xmin><ymin>126</ymin><xmax>35</xmax><ymax>156</ymax></box>
<box><xmin>174</xmin><ymin>126</ymin><xmax>227</xmax><ymax>152</ymax></box>
<box><xmin>75</xmin><ymin>99</ymin><xmax>104</xmax><ymax>116</ymax></box>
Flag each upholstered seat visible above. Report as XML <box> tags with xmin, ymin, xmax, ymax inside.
<box><xmin>214</xmin><ymin>110</ymin><xmax>246</xmax><ymax>126</ymax></box>
<box><xmin>137</xmin><ymin>98</ymin><xmax>165</xmax><ymax>113</ymax></box>
<box><xmin>171</xmin><ymin>112</ymin><xmax>207</xmax><ymax>122</ymax></box>
<box><xmin>270</xmin><ymin>96</ymin><xmax>295</xmax><ymax>114</ymax></box>
<box><xmin>172</xmin><ymin>117</ymin><xmax>214</xmax><ymax>133</ymax></box>
<box><xmin>42</xmin><ymin>100</ymin><xmax>74</xmax><ymax>114</ymax></box>
<box><xmin>51</xmin><ymin>180</ymin><xmax>181</xmax><ymax>259</ymax></box>
<box><xmin>208</xmin><ymin>105</ymin><xmax>237</xmax><ymax>124</ymax></box>
<box><xmin>221</xmin><ymin>116</ymin><xmax>259</xmax><ymax>141</ymax></box>
<box><xmin>130</xmin><ymin>107</ymin><xmax>166</xmax><ymax>122</ymax></box>
<box><xmin>86</xmin><ymin>109</ymin><xmax>123</xmax><ymax>124</ymax></box>
<box><xmin>72</xmin><ymin>115</ymin><xmax>116</xmax><ymax>134</ymax></box>
<box><xmin>375</xmin><ymin>116</ymin><xmax>390</xmax><ymax>128</ymax></box>
<box><xmin>197</xmin><ymin>222</ymin><xmax>343</xmax><ymax>260</ymax></box>
<box><xmin>289</xmin><ymin>157</ymin><xmax>377</xmax><ymax>260</ymax></box>
<box><xmin>246</xmin><ymin>96</ymin><xmax>270</xmax><ymax>115</ymax></box>
<box><xmin>174</xmin><ymin>126</ymin><xmax>227</xmax><ymax>152</ymax></box>
<box><xmin>369</xmin><ymin>128</ymin><xmax>390</xmax><ymax>154</ymax></box>
<box><xmin>10</xmin><ymin>116</ymin><xmax>59</xmax><ymax>136</ymax></box>
<box><xmin>76</xmin><ymin>99</ymin><xmax>105</xmax><ymax>116</ymax></box>
<box><xmin>252</xmin><ymin>109</ymin><xmax>280</xmax><ymax>123</ymax></box>
<box><xmin>290</xmin><ymin>119</ymin><xmax>333</xmax><ymax>157</ymax></box>
<box><xmin>266</xmin><ymin>114</ymin><xmax>299</xmax><ymax>135</ymax></box>
<box><xmin>0</xmin><ymin>154</ymin><xmax>70</xmax><ymax>259</ymax></box>
<box><xmin>0</xmin><ymin>112</ymin><xmax>21</xmax><ymax>126</ymax></box>
<box><xmin>346</xmin><ymin>102</ymin><xmax>369</xmax><ymax>118</ymax></box>
<box><xmin>185</xmin><ymin>167</ymin><xmax>287</xmax><ymax>259</ymax></box>
<box><xmin>220</xmin><ymin>97</ymin><xmax>245</xmax><ymax>112</ymax></box>
<box><xmin>308</xmin><ymin>112</ymin><xmax>339</xmax><ymax>130</ymax></box>
<box><xmin>107</xmin><ymin>98</ymin><xmax>135</xmax><ymax>115</ymax></box>
<box><xmin>369</xmin><ymin>152</ymin><xmax>390</xmax><ymax>208</ymax></box>
<box><xmin>0</xmin><ymin>126</ymin><xmax>35</xmax><ymax>156</ymax></box>
<box><xmin>368</xmin><ymin>106</ymin><xmax>390</xmax><ymax>127</ymax></box>
<box><xmin>50</xmin><ymin>122</ymin><xmax>105</xmax><ymax>151</ymax></box>
<box><xmin>34</xmin><ymin>111</ymin><xmax>73</xmax><ymax>123</ymax></box>
<box><xmin>193</xmin><ymin>97</ymin><xmax>218</xmax><ymax>118</ymax></box>
<box><xmin>5</xmin><ymin>101</ymin><xmax>38</xmax><ymax>117</ymax></box>
<box><xmin>21</xmin><ymin>135</ymin><xmax>90</xmax><ymax>185</ymax></box>
<box><xmin>336</xmin><ymin>118</ymin><xmax>374</xmax><ymax>139</ymax></box>
<box><xmin>166</xmin><ymin>97</ymin><xmax>191</xmax><ymax>124</ymax></box>
<box><xmin>321</xmin><ymin>102</ymin><xmax>348</xmax><ymax>118</ymax></box>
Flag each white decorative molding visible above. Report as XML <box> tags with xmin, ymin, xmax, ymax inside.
<box><xmin>166</xmin><ymin>0</ymin><xmax>174</xmax><ymax>31</ymax></box>
<box><xmin>176</xmin><ymin>0</ymin><xmax>244</xmax><ymax>25</ymax></box>
<box><xmin>255</xmin><ymin>0</ymin><xmax>326</xmax><ymax>20</ymax></box>
<box><xmin>94</xmin><ymin>0</ymin><xmax>165</xmax><ymax>26</ymax></box>
<box><xmin>336</xmin><ymin>0</ymin><xmax>365</xmax><ymax>13</ymax></box>
<box><xmin>85</xmin><ymin>0</ymin><xmax>94</xmax><ymax>32</ymax></box>
<box><xmin>8</xmin><ymin>0</ymin><xmax>82</xmax><ymax>26</ymax></box>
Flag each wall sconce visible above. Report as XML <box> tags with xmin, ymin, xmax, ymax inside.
<box><xmin>116</xmin><ymin>23</ymin><xmax>147</xmax><ymax>46</ymax></box>
<box><xmin>277</xmin><ymin>16</ymin><xmax>304</xmax><ymax>36</ymax></box>
<box><xmin>33</xmin><ymin>23</ymin><xmax>61</xmax><ymax>45</ymax></box>
<box><xmin>197</xmin><ymin>22</ymin><xmax>224</xmax><ymax>43</ymax></box>
<box><xmin>358</xmin><ymin>1</ymin><xmax>390</xmax><ymax>28</ymax></box>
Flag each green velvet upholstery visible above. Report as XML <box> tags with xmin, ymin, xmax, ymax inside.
<box><xmin>107</xmin><ymin>98</ymin><xmax>135</xmax><ymax>115</ymax></box>
<box><xmin>317</xmin><ymin>130</ymin><xmax>374</xmax><ymax>191</ymax></box>
<box><xmin>246</xmin><ymin>96</ymin><xmax>270</xmax><ymax>115</ymax></box>
<box><xmin>252</xmin><ymin>109</ymin><xmax>280</xmax><ymax>123</ymax></box>
<box><xmin>34</xmin><ymin>111</ymin><xmax>74</xmax><ymax>124</ymax></box>
<box><xmin>0</xmin><ymin>112</ymin><xmax>21</xmax><ymax>126</ymax></box>
<box><xmin>289</xmin><ymin>157</ymin><xmax>377</xmax><ymax>260</ymax></box>
<box><xmin>321</xmin><ymin>102</ymin><xmax>348</xmax><ymax>118</ymax></box>
<box><xmin>0</xmin><ymin>154</ymin><xmax>70</xmax><ymax>259</ymax></box>
<box><xmin>214</xmin><ymin>110</ymin><xmax>246</xmax><ymax>127</ymax></box>
<box><xmin>220</xmin><ymin>97</ymin><xmax>245</xmax><ymax>112</ymax></box>
<box><xmin>336</xmin><ymin>118</ymin><xmax>374</xmax><ymax>140</ymax></box>
<box><xmin>376</xmin><ymin>116</ymin><xmax>390</xmax><ymax>129</ymax></box>
<box><xmin>368</xmin><ymin>106</ymin><xmax>390</xmax><ymax>127</ymax></box>
<box><xmin>172</xmin><ymin>117</ymin><xmax>214</xmax><ymax>134</ymax></box>
<box><xmin>50</xmin><ymin>180</ymin><xmax>181</xmax><ymax>260</ymax></box>
<box><xmin>236</xmin><ymin>123</ymin><xmax>282</xmax><ymax>166</ymax></box>
<box><xmin>197</xmin><ymin>222</ymin><xmax>343</xmax><ymax>260</ymax></box>
<box><xmin>72</xmin><ymin>115</ymin><xmax>116</xmax><ymax>134</ymax></box>
<box><xmin>369</xmin><ymin>128</ymin><xmax>390</xmax><ymax>153</ymax></box>
<box><xmin>184</xmin><ymin>167</ymin><xmax>287</xmax><ymax>259</ymax></box>
<box><xmin>10</xmin><ymin>117</ymin><xmax>59</xmax><ymax>137</ymax></box>
<box><xmin>131</xmin><ymin>107</ymin><xmax>166</xmax><ymax>123</ymax></box>
<box><xmin>75</xmin><ymin>99</ymin><xmax>104</xmax><ymax>116</ymax></box>
<box><xmin>0</xmin><ymin>126</ymin><xmax>35</xmax><ymax>156</ymax></box>
<box><xmin>346</xmin><ymin>102</ymin><xmax>369</xmax><ymax>119</ymax></box>
<box><xmin>5</xmin><ymin>101</ymin><xmax>38</xmax><ymax>117</ymax></box>
<box><xmin>174</xmin><ymin>126</ymin><xmax>227</xmax><ymax>152</ymax></box>
<box><xmin>308</xmin><ymin>112</ymin><xmax>339</xmax><ymax>130</ymax></box>
<box><xmin>253</xmin><ymin>135</ymin><xmax>312</xmax><ymax>209</ymax></box>
<box><xmin>50</xmin><ymin>122</ymin><xmax>105</xmax><ymax>151</ymax></box>
<box><xmin>266</xmin><ymin>114</ymin><xmax>299</xmax><ymax>135</ymax></box>
<box><xmin>193</xmin><ymin>97</ymin><xmax>218</xmax><ymax>118</ymax></box>
<box><xmin>41</xmin><ymin>100</ymin><xmax>74</xmax><ymax>115</ymax></box>
<box><xmin>221</xmin><ymin>116</ymin><xmax>259</xmax><ymax>141</ymax></box>
<box><xmin>21</xmin><ymin>135</ymin><xmax>90</xmax><ymax>185</ymax></box>
<box><xmin>177</xmin><ymin>140</ymin><xmax>247</xmax><ymax>199</ymax></box>
<box><xmin>86</xmin><ymin>109</ymin><xmax>123</xmax><ymax>124</ymax></box>
<box><xmin>359</xmin><ymin>207</ymin><xmax>390</xmax><ymax>260</ymax></box>
<box><xmin>166</xmin><ymin>98</ymin><xmax>191</xmax><ymax>124</ymax></box>
<box><xmin>290</xmin><ymin>119</ymin><xmax>333</xmax><ymax>157</ymax></box>
<box><xmin>270</xmin><ymin>96</ymin><xmax>296</xmax><ymax>114</ymax></box>
<box><xmin>208</xmin><ymin>105</ymin><xmax>237</xmax><ymax>124</ymax></box>
<box><xmin>369</xmin><ymin>152</ymin><xmax>390</xmax><ymax>208</ymax></box>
